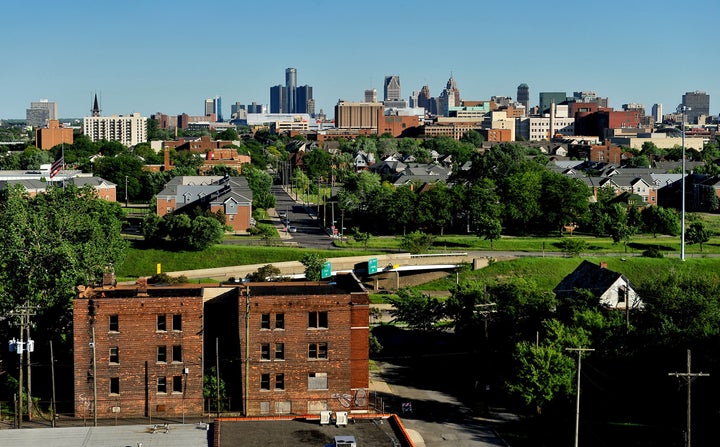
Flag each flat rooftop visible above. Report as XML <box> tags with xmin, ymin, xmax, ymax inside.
<box><xmin>216</xmin><ymin>416</ymin><xmax>407</xmax><ymax>447</ymax></box>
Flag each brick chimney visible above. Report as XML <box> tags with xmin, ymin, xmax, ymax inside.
<box><xmin>600</xmin><ymin>262</ymin><xmax>608</xmax><ymax>269</ymax></box>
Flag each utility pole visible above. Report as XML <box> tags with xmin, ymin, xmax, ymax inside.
<box><xmin>566</xmin><ymin>347</ymin><xmax>595</xmax><ymax>447</ymax></box>
<box><xmin>50</xmin><ymin>340</ymin><xmax>57</xmax><ymax>427</ymax></box>
<box><xmin>8</xmin><ymin>301</ymin><xmax>37</xmax><ymax>428</ymax></box>
<box><xmin>669</xmin><ymin>349</ymin><xmax>709</xmax><ymax>447</ymax></box>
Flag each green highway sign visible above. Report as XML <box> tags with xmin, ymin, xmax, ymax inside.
<box><xmin>368</xmin><ymin>258</ymin><xmax>378</xmax><ymax>274</ymax></box>
<box><xmin>321</xmin><ymin>261</ymin><xmax>332</xmax><ymax>279</ymax></box>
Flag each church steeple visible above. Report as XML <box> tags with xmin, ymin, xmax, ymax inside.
<box><xmin>91</xmin><ymin>93</ymin><xmax>101</xmax><ymax>117</ymax></box>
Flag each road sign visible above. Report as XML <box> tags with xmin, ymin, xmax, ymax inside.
<box><xmin>321</xmin><ymin>262</ymin><xmax>332</xmax><ymax>279</ymax></box>
<box><xmin>368</xmin><ymin>258</ymin><xmax>378</xmax><ymax>274</ymax></box>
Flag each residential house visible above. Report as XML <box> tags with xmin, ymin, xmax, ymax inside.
<box><xmin>553</xmin><ymin>260</ymin><xmax>643</xmax><ymax>310</ymax></box>
<box><xmin>155</xmin><ymin>175</ymin><xmax>253</xmax><ymax>232</ymax></box>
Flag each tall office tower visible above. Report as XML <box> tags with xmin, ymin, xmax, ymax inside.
<box><xmin>270</xmin><ymin>85</ymin><xmax>286</xmax><ymax>113</ymax></box>
<box><xmin>409</xmin><ymin>91</ymin><xmax>419</xmax><ymax>108</ymax></box>
<box><xmin>682</xmin><ymin>91</ymin><xmax>710</xmax><ymax>123</ymax></box>
<box><xmin>436</xmin><ymin>76</ymin><xmax>461</xmax><ymax>117</ymax></box>
<box><xmin>204</xmin><ymin>96</ymin><xmax>222</xmax><ymax>121</ymax></box>
<box><xmin>285</xmin><ymin>67</ymin><xmax>297</xmax><ymax>113</ymax></box>
<box><xmin>296</xmin><ymin>85</ymin><xmax>314</xmax><ymax>115</ymax></box>
<box><xmin>517</xmin><ymin>84</ymin><xmax>530</xmax><ymax>111</ymax></box>
<box><xmin>364</xmin><ymin>88</ymin><xmax>377</xmax><ymax>103</ymax></box>
<box><xmin>247</xmin><ymin>102</ymin><xmax>264</xmax><ymax>113</ymax></box>
<box><xmin>306</xmin><ymin>98</ymin><xmax>316</xmax><ymax>117</ymax></box>
<box><xmin>417</xmin><ymin>85</ymin><xmax>434</xmax><ymax>114</ymax></box>
<box><xmin>444</xmin><ymin>75</ymin><xmax>461</xmax><ymax>106</ymax></box>
<box><xmin>651</xmin><ymin>103</ymin><xmax>663</xmax><ymax>124</ymax></box>
<box><xmin>384</xmin><ymin>76</ymin><xmax>401</xmax><ymax>101</ymax></box>
<box><xmin>539</xmin><ymin>92</ymin><xmax>567</xmax><ymax>115</ymax></box>
<box><xmin>26</xmin><ymin>99</ymin><xmax>58</xmax><ymax>128</ymax></box>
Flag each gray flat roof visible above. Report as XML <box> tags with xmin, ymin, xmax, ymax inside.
<box><xmin>0</xmin><ymin>422</ymin><xmax>211</xmax><ymax>447</ymax></box>
<box><xmin>216</xmin><ymin>417</ymin><xmax>405</xmax><ymax>447</ymax></box>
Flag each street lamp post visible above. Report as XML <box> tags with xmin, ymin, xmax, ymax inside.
<box><xmin>678</xmin><ymin>105</ymin><xmax>691</xmax><ymax>261</ymax></box>
<box><xmin>125</xmin><ymin>176</ymin><xmax>129</xmax><ymax>207</ymax></box>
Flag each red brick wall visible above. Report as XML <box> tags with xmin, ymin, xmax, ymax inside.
<box><xmin>73</xmin><ymin>287</ymin><xmax>204</xmax><ymax>419</ymax></box>
<box><xmin>238</xmin><ymin>284</ymin><xmax>370</xmax><ymax>416</ymax></box>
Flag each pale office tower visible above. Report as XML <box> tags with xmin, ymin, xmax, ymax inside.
<box><xmin>364</xmin><ymin>89</ymin><xmax>377</xmax><ymax>103</ymax></box>
<box><xmin>205</xmin><ymin>96</ymin><xmax>222</xmax><ymax>121</ymax></box>
<box><xmin>83</xmin><ymin>113</ymin><xmax>148</xmax><ymax>147</ymax></box>
<box><xmin>334</xmin><ymin>101</ymin><xmax>383</xmax><ymax>129</ymax></box>
<box><xmin>384</xmin><ymin>76</ymin><xmax>401</xmax><ymax>101</ymax></box>
<box><xmin>682</xmin><ymin>91</ymin><xmax>709</xmax><ymax>124</ymax></box>
<box><xmin>652</xmin><ymin>104</ymin><xmax>663</xmax><ymax>124</ymax></box>
<box><xmin>517</xmin><ymin>84</ymin><xmax>530</xmax><ymax>112</ymax></box>
<box><xmin>26</xmin><ymin>99</ymin><xmax>58</xmax><ymax>128</ymax></box>
<box><xmin>286</xmin><ymin>68</ymin><xmax>297</xmax><ymax>114</ymax></box>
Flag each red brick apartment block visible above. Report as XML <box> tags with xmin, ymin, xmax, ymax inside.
<box><xmin>73</xmin><ymin>274</ymin><xmax>370</xmax><ymax>419</ymax></box>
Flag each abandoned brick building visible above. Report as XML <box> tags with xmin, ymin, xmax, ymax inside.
<box><xmin>73</xmin><ymin>274</ymin><xmax>370</xmax><ymax>419</ymax></box>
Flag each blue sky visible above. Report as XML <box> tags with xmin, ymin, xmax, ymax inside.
<box><xmin>1</xmin><ymin>0</ymin><xmax>718</xmax><ymax>120</ymax></box>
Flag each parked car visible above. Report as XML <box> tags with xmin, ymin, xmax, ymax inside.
<box><xmin>288</xmin><ymin>226</ymin><xmax>297</xmax><ymax>233</ymax></box>
<box><xmin>278</xmin><ymin>211</ymin><xmax>287</xmax><ymax>218</ymax></box>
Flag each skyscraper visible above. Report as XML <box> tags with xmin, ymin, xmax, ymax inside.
<box><xmin>384</xmin><ymin>76</ymin><xmax>401</xmax><ymax>102</ymax></box>
<box><xmin>270</xmin><ymin>85</ymin><xmax>286</xmax><ymax>113</ymax></box>
<box><xmin>26</xmin><ymin>99</ymin><xmax>58</xmax><ymax>128</ymax></box>
<box><xmin>296</xmin><ymin>85</ymin><xmax>314</xmax><ymax>115</ymax></box>
<box><xmin>539</xmin><ymin>92</ymin><xmax>567</xmax><ymax>115</ymax></box>
<box><xmin>682</xmin><ymin>91</ymin><xmax>710</xmax><ymax>123</ymax></box>
<box><xmin>204</xmin><ymin>96</ymin><xmax>222</xmax><ymax>121</ymax></box>
<box><xmin>285</xmin><ymin>68</ymin><xmax>297</xmax><ymax>115</ymax></box>
<box><xmin>516</xmin><ymin>84</ymin><xmax>530</xmax><ymax>112</ymax></box>
<box><xmin>364</xmin><ymin>88</ymin><xmax>377</xmax><ymax>103</ymax></box>
<box><xmin>651</xmin><ymin>104</ymin><xmax>663</xmax><ymax>124</ymax></box>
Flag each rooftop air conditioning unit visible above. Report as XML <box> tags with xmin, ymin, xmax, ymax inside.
<box><xmin>334</xmin><ymin>435</ymin><xmax>356</xmax><ymax>447</ymax></box>
<box><xmin>335</xmin><ymin>411</ymin><xmax>348</xmax><ymax>427</ymax></box>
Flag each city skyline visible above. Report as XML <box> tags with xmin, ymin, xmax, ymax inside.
<box><xmin>1</xmin><ymin>0</ymin><xmax>718</xmax><ymax>120</ymax></box>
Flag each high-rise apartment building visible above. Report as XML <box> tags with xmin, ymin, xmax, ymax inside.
<box><xmin>517</xmin><ymin>84</ymin><xmax>530</xmax><ymax>112</ymax></box>
<box><xmin>682</xmin><ymin>91</ymin><xmax>710</xmax><ymax>123</ymax></box>
<box><xmin>83</xmin><ymin>112</ymin><xmax>148</xmax><ymax>147</ymax></box>
<box><xmin>26</xmin><ymin>99</ymin><xmax>58</xmax><ymax>128</ymax></box>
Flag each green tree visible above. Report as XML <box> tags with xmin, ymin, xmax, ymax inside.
<box><xmin>0</xmin><ymin>184</ymin><xmax>127</xmax><ymax>338</ymax></box>
<box><xmin>203</xmin><ymin>366</ymin><xmax>228</xmax><ymax>411</ymax></box>
<box><xmin>387</xmin><ymin>288</ymin><xmax>445</xmax><ymax>331</ymax></box>
<box><xmin>558</xmin><ymin>238</ymin><xmax>587</xmax><ymax>257</ymax></box>
<box><xmin>246</xmin><ymin>264</ymin><xmax>283</xmax><ymax>282</ymax></box>
<box><xmin>187</xmin><ymin>215</ymin><xmax>225</xmax><ymax>250</ymax></box>
<box><xmin>301</xmin><ymin>253</ymin><xmax>327</xmax><ymax>281</ymax></box>
<box><xmin>506</xmin><ymin>319</ymin><xmax>589</xmax><ymax>414</ymax></box>
<box><xmin>92</xmin><ymin>154</ymin><xmax>145</xmax><ymax>202</ymax></box>
<box><xmin>351</xmin><ymin>227</ymin><xmax>371</xmax><ymax>250</ymax></box>
<box><xmin>244</xmin><ymin>166</ymin><xmax>276</xmax><ymax>210</ymax></box>
<box><xmin>217</xmin><ymin>128</ymin><xmax>239</xmax><ymax>141</ymax></box>
<box><xmin>401</xmin><ymin>230</ymin><xmax>434</xmax><ymax>254</ymax></box>
<box><xmin>388</xmin><ymin>186</ymin><xmax>416</xmax><ymax>235</ymax></box>
<box><xmin>607</xmin><ymin>203</ymin><xmax>635</xmax><ymax>248</ymax></box>
<box><xmin>303</xmin><ymin>148</ymin><xmax>332</xmax><ymax>182</ymax></box>
<box><xmin>685</xmin><ymin>221</ymin><xmax>711</xmax><ymax>252</ymax></box>
<box><xmin>641</xmin><ymin>206</ymin><xmax>680</xmax><ymax>237</ymax></box>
